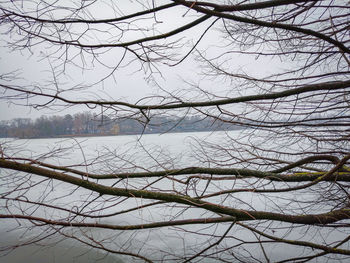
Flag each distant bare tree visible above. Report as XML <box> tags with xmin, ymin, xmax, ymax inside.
<box><xmin>1</xmin><ymin>1</ymin><xmax>350</xmax><ymax>262</ymax></box>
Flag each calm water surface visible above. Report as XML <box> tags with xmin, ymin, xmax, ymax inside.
<box><xmin>0</xmin><ymin>131</ymin><xmax>348</xmax><ymax>262</ymax></box>
<box><xmin>0</xmin><ymin>131</ymin><xmax>230</xmax><ymax>263</ymax></box>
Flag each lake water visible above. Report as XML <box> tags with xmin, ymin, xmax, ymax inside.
<box><xmin>0</xmin><ymin>131</ymin><xmax>349</xmax><ymax>262</ymax></box>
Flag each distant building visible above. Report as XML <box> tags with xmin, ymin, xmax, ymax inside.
<box><xmin>110</xmin><ymin>124</ymin><xmax>120</xmax><ymax>135</ymax></box>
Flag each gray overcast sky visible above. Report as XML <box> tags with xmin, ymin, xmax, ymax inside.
<box><xmin>0</xmin><ymin>0</ymin><xmax>278</xmax><ymax>122</ymax></box>
<box><xmin>0</xmin><ymin>43</ymin><xmax>161</xmax><ymax>120</ymax></box>
<box><xmin>0</xmin><ymin>1</ymin><xmax>209</xmax><ymax>121</ymax></box>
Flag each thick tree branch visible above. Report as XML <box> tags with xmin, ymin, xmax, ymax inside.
<box><xmin>172</xmin><ymin>0</ymin><xmax>350</xmax><ymax>54</ymax></box>
<box><xmin>0</xmin><ymin>214</ymin><xmax>236</xmax><ymax>230</ymax></box>
<box><xmin>1</xmin><ymin>158</ymin><xmax>350</xmax><ymax>225</ymax></box>
<box><xmin>1</xmin><ymin>80</ymin><xmax>349</xmax><ymax>110</ymax></box>
<box><xmin>4</xmin><ymin>157</ymin><xmax>350</xmax><ymax>182</ymax></box>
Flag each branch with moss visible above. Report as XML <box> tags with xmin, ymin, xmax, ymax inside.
<box><xmin>4</xmin><ymin>155</ymin><xmax>350</xmax><ymax>182</ymax></box>
<box><xmin>1</xmin><ymin>158</ymin><xmax>350</xmax><ymax>225</ymax></box>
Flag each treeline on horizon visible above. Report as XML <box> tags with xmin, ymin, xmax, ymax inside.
<box><xmin>0</xmin><ymin>112</ymin><xmax>241</xmax><ymax>139</ymax></box>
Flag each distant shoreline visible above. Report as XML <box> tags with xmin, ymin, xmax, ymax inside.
<box><xmin>0</xmin><ymin>128</ymin><xmax>241</xmax><ymax>140</ymax></box>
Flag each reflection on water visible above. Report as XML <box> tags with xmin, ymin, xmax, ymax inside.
<box><xmin>0</xmin><ymin>220</ymin><xmax>125</xmax><ymax>262</ymax></box>
<box><xmin>1</xmin><ymin>239</ymin><xmax>124</xmax><ymax>263</ymax></box>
